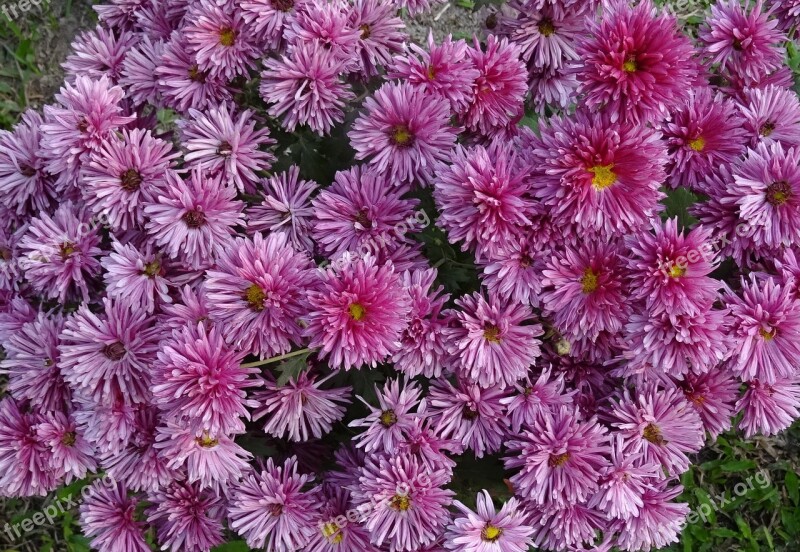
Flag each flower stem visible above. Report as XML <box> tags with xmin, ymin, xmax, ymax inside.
<box><xmin>241</xmin><ymin>348</ymin><xmax>313</xmax><ymax>368</ymax></box>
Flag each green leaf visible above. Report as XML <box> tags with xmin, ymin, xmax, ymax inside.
<box><xmin>212</xmin><ymin>541</ymin><xmax>252</xmax><ymax>552</ymax></box>
<box><xmin>786</xmin><ymin>470</ymin><xmax>799</xmax><ymax>505</ymax></box>
<box><xmin>662</xmin><ymin>187</ymin><xmax>699</xmax><ymax>229</ymax></box>
<box><xmin>274</xmin><ymin>350</ymin><xmax>312</xmax><ymax>386</ymax></box>
<box><xmin>720</xmin><ymin>460</ymin><xmax>757</xmax><ymax>472</ymax></box>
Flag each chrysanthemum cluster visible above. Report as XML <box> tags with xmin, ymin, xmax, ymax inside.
<box><xmin>2</xmin><ymin>0</ymin><xmax>800</xmax><ymax>551</ymax></box>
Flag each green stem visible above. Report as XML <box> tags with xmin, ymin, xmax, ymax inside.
<box><xmin>241</xmin><ymin>347</ymin><xmax>313</xmax><ymax>368</ymax></box>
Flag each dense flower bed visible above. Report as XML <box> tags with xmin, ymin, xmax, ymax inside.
<box><xmin>1</xmin><ymin>0</ymin><xmax>800</xmax><ymax>550</ymax></box>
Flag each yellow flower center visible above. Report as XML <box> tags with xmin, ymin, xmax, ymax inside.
<box><xmin>196</xmin><ymin>433</ymin><xmax>219</xmax><ymax>448</ymax></box>
<box><xmin>689</xmin><ymin>136</ymin><xmax>706</xmax><ymax>152</ymax></box>
<box><xmin>759</xmin><ymin>328</ymin><xmax>776</xmax><ymax>340</ymax></box>
<box><xmin>766</xmin><ymin>181</ymin><xmax>792</xmax><ymax>207</ymax></box>
<box><xmin>668</xmin><ymin>264</ymin><xmax>686</xmax><ymax>278</ymax></box>
<box><xmin>359</xmin><ymin>23</ymin><xmax>371</xmax><ymax>39</ymax></box>
<box><xmin>580</xmin><ymin>268</ymin><xmax>600</xmax><ymax>294</ymax></box>
<box><xmin>588</xmin><ymin>164</ymin><xmax>616</xmax><ymax>191</ymax></box>
<box><xmin>481</xmin><ymin>524</ymin><xmax>504</xmax><ymax>542</ymax></box>
<box><xmin>143</xmin><ymin>259</ymin><xmax>161</xmax><ymax>278</ymax></box>
<box><xmin>427</xmin><ymin>64</ymin><xmax>437</xmax><ymax>79</ymax></box>
<box><xmin>760</xmin><ymin>121</ymin><xmax>775</xmax><ymax>137</ymax></box>
<box><xmin>219</xmin><ymin>27</ymin><xmax>236</xmax><ymax>47</ymax></box>
<box><xmin>390</xmin><ymin>494</ymin><xmax>411</xmax><ymax>511</ymax></box>
<box><xmin>389</xmin><ymin>124</ymin><xmax>414</xmax><ymax>148</ymax></box>
<box><xmin>548</xmin><ymin>452</ymin><xmax>570</xmax><ymax>468</ymax></box>
<box><xmin>349</xmin><ymin>302</ymin><xmax>366</xmax><ymax>321</ymax></box>
<box><xmin>538</xmin><ymin>19</ymin><xmax>555</xmax><ymax>37</ymax></box>
<box><xmin>643</xmin><ymin>423</ymin><xmax>666</xmax><ymax>445</ymax></box>
<box><xmin>60</xmin><ymin>242</ymin><xmax>77</xmax><ymax>259</ymax></box>
<box><xmin>244</xmin><ymin>284</ymin><xmax>266</xmax><ymax>312</ymax></box>
<box><xmin>120</xmin><ymin>168</ymin><xmax>143</xmax><ymax>192</ymax></box>
<box><xmin>61</xmin><ymin>432</ymin><xmax>76</xmax><ymax>447</ymax></box>
<box><xmin>322</xmin><ymin>522</ymin><xmax>344</xmax><ymax>544</ymax></box>
<box><xmin>483</xmin><ymin>324</ymin><xmax>501</xmax><ymax>343</ymax></box>
<box><xmin>623</xmin><ymin>58</ymin><xmax>637</xmax><ymax>72</ymax></box>
<box><xmin>380</xmin><ymin>409</ymin><xmax>398</xmax><ymax>427</ymax></box>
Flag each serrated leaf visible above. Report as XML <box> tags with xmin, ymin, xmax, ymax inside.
<box><xmin>212</xmin><ymin>541</ymin><xmax>252</xmax><ymax>552</ymax></box>
<box><xmin>274</xmin><ymin>351</ymin><xmax>312</xmax><ymax>386</ymax></box>
<box><xmin>720</xmin><ymin>460</ymin><xmax>756</xmax><ymax>472</ymax></box>
<box><xmin>662</xmin><ymin>187</ymin><xmax>699</xmax><ymax>229</ymax></box>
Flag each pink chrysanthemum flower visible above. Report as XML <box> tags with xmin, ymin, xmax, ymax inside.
<box><xmin>350</xmin><ymin>377</ymin><xmax>421</xmax><ymax>454</ymax></box>
<box><xmin>204</xmin><ymin>232</ymin><xmax>319</xmax><ymax>358</ymax></box>
<box><xmin>354</xmin><ymin>452</ymin><xmax>454</xmax><ymax>552</ymax></box>
<box><xmin>119</xmin><ymin>35</ymin><xmax>163</xmax><ymax>106</ymax></box>
<box><xmin>147</xmin><ymin>482</ymin><xmax>225</xmax><ymax>552</ymax></box>
<box><xmin>615</xmin><ymin>482</ymin><xmax>689</xmax><ymax>552</ymax></box>
<box><xmin>739</xmin><ymin>85</ymin><xmax>800</xmax><ymax>149</ymax></box>
<box><xmin>677</xmin><ymin>369</ymin><xmax>740</xmax><ymax>439</ymax></box>
<box><xmin>768</xmin><ymin>0</ymin><xmax>800</xmax><ymax>31</ymax></box>
<box><xmin>306</xmin><ymin>254</ymin><xmax>411</xmax><ymax>370</ymax></box>
<box><xmin>307</xmin><ymin>486</ymin><xmax>377</xmax><ymax>552</ymax></box>
<box><xmin>183</xmin><ymin>0</ymin><xmax>259</xmax><ymax>80</ymax></box>
<box><xmin>662</xmin><ymin>87</ymin><xmax>748</xmax><ymax>190</ymax></box>
<box><xmin>0</xmin><ymin>110</ymin><xmax>54</xmax><ymax>216</ymax></box>
<box><xmin>530</xmin><ymin>110</ymin><xmax>667</xmax><ymax>237</ymax></box>
<box><xmin>393</xmin><ymin>268</ymin><xmax>451</xmax><ymax>378</ymax></box>
<box><xmin>397</xmin><ymin>412</ymin><xmax>459</xmax><ymax>473</ymax></box>
<box><xmin>587</xmin><ymin>436</ymin><xmax>661</xmax><ymax>520</ymax></box>
<box><xmin>312</xmin><ymin>165</ymin><xmax>419</xmax><ymax>257</ymax></box>
<box><xmin>0</xmin><ymin>296</ymin><xmax>36</xmax><ymax>345</ymax></box>
<box><xmin>427</xmin><ymin>378</ymin><xmax>509</xmax><ymax>458</ymax></box>
<box><xmin>444</xmin><ymin>490</ymin><xmax>534</xmax><ymax>552</ymax></box>
<box><xmin>699</xmin><ymin>0</ymin><xmax>785</xmax><ymax>82</ymax></box>
<box><xmin>79</xmin><ymin>482</ymin><xmax>150</xmax><ymax>552</ymax></box>
<box><xmin>155</xmin><ymin>421</ymin><xmax>252</xmax><ymax>489</ymax></box>
<box><xmin>504</xmin><ymin>407</ymin><xmax>609</xmax><ymax>506</ymax></box>
<box><xmin>0</xmin><ymin>398</ymin><xmax>57</xmax><ymax>497</ymax></box>
<box><xmin>63</xmin><ymin>25</ymin><xmax>136</xmax><ymax>83</ymax></box>
<box><xmin>156</xmin><ymin>32</ymin><xmax>232</xmax><ymax>113</ymax></box>
<box><xmin>541</xmin><ymin>240</ymin><xmax>630</xmax><ymax>341</ymax></box>
<box><xmin>479</xmin><ymin>236</ymin><xmax>545</xmax><ymax>307</ymax></box>
<box><xmin>610</xmin><ymin>385</ymin><xmax>704</xmax><ymax>476</ymax></box>
<box><xmin>72</xmin><ymin>393</ymin><xmax>138</xmax><ymax>456</ymax></box>
<box><xmin>722</xmin><ymin>143</ymin><xmax>800</xmax><ymax>249</ymax></box>
<box><xmin>501</xmin><ymin>368</ymin><xmax>575</xmax><ymax>433</ymax></box>
<box><xmin>246</xmin><ymin>166</ymin><xmax>318</xmax><ymax>253</ymax></box>
<box><xmin>59</xmin><ymin>298</ymin><xmax>159</xmax><ymax>407</ymax></box>
<box><xmin>737</xmin><ymin>377</ymin><xmax>800</xmax><ymax>437</ymax></box>
<box><xmin>240</xmin><ymin>0</ymin><xmax>310</xmax><ymax>49</ymax></box>
<box><xmin>178</xmin><ymin>103</ymin><xmax>276</xmax><ymax>193</ymax></box>
<box><xmin>443</xmin><ymin>292</ymin><xmax>542</xmax><ymax>389</ymax></box>
<box><xmin>102</xmin><ymin>240</ymin><xmax>171</xmax><ymax>315</ymax></box>
<box><xmin>39</xmin><ymin>75</ymin><xmax>133</xmax><ymax>190</ymax></box>
<box><xmin>152</xmin><ymin>323</ymin><xmax>260</xmax><ymax>436</ymax></box>
<box><xmin>144</xmin><ymin>169</ymin><xmax>244</xmax><ymax>269</ymax></box>
<box><xmin>0</xmin><ymin>311</ymin><xmax>70</xmax><ymax>413</ymax></box>
<box><xmin>349</xmin><ymin>82</ymin><xmax>459</xmax><ymax>185</ymax></box>
<box><xmin>93</xmin><ymin>0</ymin><xmax>151</xmax><ymax>31</ymax></box>
<box><xmin>83</xmin><ymin>128</ymin><xmax>179</xmax><ymax>232</ymax></box>
<box><xmin>725</xmin><ymin>276</ymin><xmax>800</xmax><ymax>383</ymax></box>
<box><xmin>349</xmin><ymin>0</ymin><xmax>406</xmax><ymax>77</ymax></box>
<box><xmin>36</xmin><ymin>411</ymin><xmax>96</xmax><ymax>483</ymax></box>
<box><xmin>228</xmin><ymin>456</ymin><xmax>321</xmax><ymax>550</ymax></box>
<box><xmin>158</xmin><ymin>284</ymin><xmax>212</xmax><ymax>332</ymax></box>
<box><xmin>17</xmin><ymin>201</ymin><xmax>102</xmax><ymax>303</ymax></box>
<box><xmin>388</xmin><ymin>33</ymin><xmax>479</xmax><ymax>115</ymax></box>
<box><xmin>261</xmin><ymin>42</ymin><xmax>355</xmax><ymax>135</ymax></box>
<box><xmin>575</xmin><ymin>0</ymin><xmax>697</xmax><ymax>123</ymax></box>
<box><xmin>392</xmin><ymin>0</ymin><xmax>446</xmax><ymax>17</ymax></box>
<box><xmin>499</xmin><ymin>2</ymin><xmax>581</xmax><ymax>69</ymax></box>
<box><xmin>434</xmin><ymin>144</ymin><xmax>534</xmax><ymax>259</ymax></box>
<box><xmin>253</xmin><ymin>371</ymin><xmax>351</xmax><ymax>442</ymax></box>
<box><xmin>463</xmin><ymin>35</ymin><xmax>527</xmax><ymax>135</ymax></box>
<box><xmin>284</xmin><ymin>0</ymin><xmax>360</xmax><ymax>62</ymax></box>
<box><xmin>526</xmin><ymin>501</ymin><xmax>605</xmax><ymax>551</ymax></box>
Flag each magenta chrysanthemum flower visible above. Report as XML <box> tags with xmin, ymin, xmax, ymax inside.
<box><xmin>443</xmin><ymin>292</ymin><xmax>542</xmax><ymax>389</ymax></box>
<box><xmin>737</xmin><ymin>377</ymin><xmax>800</xmax><ymax>437</ymax></box>
<box><xmin>155</xmin><ymin>32</ymin><xmax>232</xmax><ymax>113</ymax></box>
<box><xmin>479</xmin><ymin>236</ymin><xmax>545</xmax><ymax>307</ymax></box>
<box><xmin>83</xmin><ymin>128</ymin><xmax>179</xmax><ymax>232</ymax></box>
<box><xmin>699</xmin><ymin>0</ymin><xmax>785</xmax><ymax>82</ymax></box>
<box><xmin>102</xmin><ymin>240</ymin><xmax>171</xmax><ymax>315</ymax></box>
<box><xmin>36</xmin><ymin>411</ymin><xmax>97</xmax><ymax>483</ymax></box>
<box><xmin>526</xmin><ymin>501</ymin><xmax>605</xmax><ymax>551</ymax></box>
<box><xmin>39</xmin><ymin>75</ymin><xmax>133</xmax><ymax>189</ymax></box>
<box><xmin>312</xmin><ymin>165</ymin><xmax>419</xmax><ymax>257</ymax></box>
<box><xmin>661</xmin><ymin>87</ymin><xmax>748</xmax><ymax>189</ymax></box>
<box><xmin>308</xmin><ymin>486</ymin><xmax>377</xmax><ymax>552</ymax></box>
<box><xmin>261</xmin><ymin>42</ymin><xmax>354</xmax><ymax>135</ymax></box>
<box><xmin>393</xmin><ymin>268</ymin><xmax>451</xmax><ymax>378</ymax></box>
<box><xmin>284</xmin><ymin>0</ymin><xmax>360</xmax><ymax>62</ymax></box>
<box><xmin>246</xmin><ymin>166</ymin><xmax>318</xmax><ymax>253</ymax></box>
<box><xmin>119</xmin><ymin>35</ymin><xmax>163</xmax><ymax>106</ymax></box>
<box><xmin>575</xmin><ymin>0</ymin><xmax>697</xmax><ymax>123</ymax></box>
<box><xmin>615</xmin><ymin>482</ymin><xmax>689</xmax><ymax>552</ymax></box>
<box><xmin>152</xmin><ymin>323</ymin><xmax>260</xmax><ymax>435</ymax></box>
<box><xmin>72</xmin><ymin>394</ymin><xmax>138</xmax><ymax>456</ymax></box>
<box><xmin>63</xmin><ymin>25</ymin><xmax>136</xmax><ymax>82</ymax></box>
<box><xmin>204</xmin><ymin>232</ymin><xmax>319</xmax><ymax>358</ymax></box>
<box><xmin>350</xmin><ymin>377</ymin><xmax>421</xmax><ymax>454</ymax></box>
<box><xmin>179</xmin><ymin>103</ymin><xmax>276</xmax><ymax>193</ymax></box>
<box><xmin>306</xmin><ymin>254</ymin><xmax>411</xmax><ymax>370</ymax></box>
<box><xmin>541</xmin><ymin>240</ymin><xmax>630</xmax><ymax>341</ymax></box>
<box><xmin>0</xmin><ymin>311</ymin><xmax>70</xmax><ymax>413</ymax></box>
<box><xmin>228</xmin><ymin>456</ymin><xmax>321</xmax><ymax>550</ymax></box>
<box><xmin>144</xmin><ymin>169</ymin><xmax>244</xmax><ymax>269</ymax></box>
<box><xmin>0</xmin><ymin>110</ymin><xmax>54</xmax><ymax>216</ymax></box>
<box><xmin>0</xmin><ymin>398</ymin><xmax>57</xmax><ymax>497</ymax></box>
<box><xmin>725</xmin><ymin>276</ymin><xmax>800</xmax><ymax>383</ymax></box>
<box><xmin>17</xmin><ymin>201</ymin><xmax>102</xmax><ymax>302</ymax></box>
<box><xmin>349</xmin><ymin>0</ymin><xmax>406</xmax><ymax>76</ymax></box>
<box><xmin>158</xmin><ymin>284</ymin><xmax>212</xmax><ymax>332</ymax></box>
<box><xmin>147</xmin><ymin>482</ymin><xmax>225</xmax><ymax>552</ymax></box>
<box><xmin>530</xmin><ymin>110</ymin><xmax>667</xmax><ymax>237</ymax></box>
<box><xmin>499</xmin><ymin>2</ymin><xmax>581</xmax><ymax>69</ymax></box>
<box><xmin>183</xmin><ymin>0</ymin><xmax>259</xmax><ymax>80</ymax></box>
<box><xmin>349</xmin><ymin>82</ymin><xmax>458</xmax><ymax>185</ymax></box>
<box><xmin>434</xmin><ymin>144</ymin><xmax>535</xmax><ymax>259</ymax></box>
<box><xmin>501</xmin><ymin>369</ymin><xmax>575</xmax><ymax>433</ymax></box>
<box><xmin>353</xmin><ymin>453</ymin><xmax>454</xmax><ymax>552</ymax></box>
<box><xmin>610</xmin><ymin>385</ymin><xmax>704</xmax><ymax>476</ymax></box>
<box><xmin>240</xmin><ymin>0</ymin><xmax>309</xmax><ymax>48</ymax></box>
<box><xmin>397</xmin><ymin>412</ymin><xmax>459</xmax><ymax>473</ymax></box>
<box><xmin>253</xmin><ymin>371</ymin><xmax>351</xmax><ymax>442</ymax></box>
<box><xmin>79</xmin><ymin>482</ymin><xmax>150</xmax><ymax>552</ymax></box>
<box><xmin>677</xmin><ymin>369</ymin><xmax>740</xmax><ymax>439</ymax></box>
<box><xmin>768</xmin><ymin>0</ymin><xmax>800</xmax><ymax>31</ymax></box>
<box><xmin>504</xmin><ymin>407</ymin><xmax>609</xmax><ymax>506</ymax></box>
<box><xmin>59</xmin><ymin>298</ymin><xmax>159</xmax><ymax>406</ymax></box>
<box><xmin>626</xmin><ymin>219</ymin><xmax>721</xmax><ymax>317</ymax></box>
<box><xmin>427</xmin><ymin>378</ymin><xmax>509</xmax><ymax>458</ymax></box>
<box><xmin>444</xmin><ymin>490</ymin><xmax>534</xmax><ymax>552</ymax></box>
<box><xmin>739</xmin><ymin>85</ymin><xmax>800</xmax><ymax>149</ymax></box>
<box><xmin>388</xmin><ymin>33</ymin><xmax>479</xmax><ymax>115</ymax></box>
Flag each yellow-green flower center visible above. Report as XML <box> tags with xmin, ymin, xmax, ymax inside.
<box><xmin>196</xmin><ymin>433</ymin><xmax>219</xmax><ymax>448</ymax></box>
<box><xmin>322</xmin><ymin>522</ymin><xmax>344</xmax><ymax>544</ymax></box>
<box><xmin>481</xmin><ymin>524</ymin><xmax>504</xmax><ymax>542</ymax></box>
<box><xmin>390</xmin><ymin>494</ymin><xmax>411</xmax><ymax>511</ymax></box>
<box><xmin>759</xmin><ymin>328</ymin><xmax>776</xmax><ymax>340</ymax></box>
<box><xmin>120</xmin><ymin>168</ymin><xmax>143</xmax><ymax>192</ymax></box>
<box><xmin>643</xmin><ymin>423</ymin><xmax>666</xmax><ymax>445</ymax></box>
<box><xmin>61</xmin><ymin>432</ymin><xmax>76</xmax><ymax>447</ymax></box>
<box><xmin>380</xmin><ymin>409</ymin><xmax>398</xmax><ymax>427</ymax></box>
<box><xmin>349</xmin><ymin>302</ymin><xmax>366</xmax><ymax>321</ymax></box>
<box><xmin>548</xmin><ymin>452</ymin><xmax>570</xmax><ymax>468</ymax></box>
<box><xmin>219</xmin><ymin>27</ymin><xmax>237</xmax><ymax>47</ymax></box>
<box><xmin>760</xmin><ymin>121</ymin><xmax>775</xmax><ymax>137</ymax></box>
<box><xmin>580</xmin><ymin>268</ymin><xmax>600</xmax><ymax>294</ymax></box>
<box><xmin>689</xmin><ymin>136</ymin><xmax>706</xmax><ymax>152</ymax></box>
<box><xmin>588</xmin><ymin>164</ymin><xmax>617</xmax><ymax>191</ymax></box>
<box><xmin>668</xmin><ymin>264</ymin><xmax>686</xmax><ymax>278</ymax></box>
<box><xmin>245</xmin><ymin>284</ymin><xmax>266</xmax><ymax>312</ymax></box>
<box><xmin>389</xmin><ymin>124</ymin><xmax>414</xmax><ymax>148</ymax></box>
<box><xmin>483</xmin><ymin>324</ymin><xmax>501</xmax><ymax>343</ymax></box>
<box><xmin>143</xmin><ymin>259</ymin><xmax>161</xmax><ymax>278</ymax></box>
<box><xmin>766</xmin><ymin>181</ymin><xmax>792</xmax><ymax>207</ymax></box>
<box><xmin>623</xmin><ymin>58</ymin><xmax>637</xmax><ymax>72</ymax></box>
<box><xmin>538</xmin><ymin>19</ymin><xmax>555</xmax><ymax>37</ymax></box>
